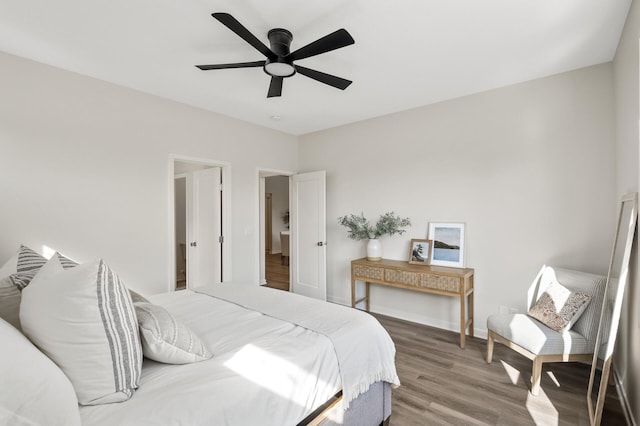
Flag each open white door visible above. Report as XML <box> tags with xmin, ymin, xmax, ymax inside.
<box><xmin>291</xmin><ymin>171</ymin><xmax>326</xmax><ymax>300</ymax></box>
<box><xmin>188</xmin><ymin>167</ymin><xmax>222</xmax><ymax>287</ymax></box>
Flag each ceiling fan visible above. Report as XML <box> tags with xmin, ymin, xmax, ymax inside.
<box><xmin>196</xmin><ymin>13</ymin><xmax>355</xmax><ymax>98</ymax></box>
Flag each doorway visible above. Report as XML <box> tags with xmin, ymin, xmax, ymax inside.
<box><xmin>265</xmin><ymin>193</ymin><xmax>272</xmax><ymax>254</ymax></box>
<box><xmin>257</xmin><ymin>169</ymin><xmax>327</xmax><ymax>299</ymax></box>
<box><xmin>174</xmin><ymin>174</ymin><xmax>187</xmax><ymax>289</ymax></box>
<box><xmin>259</xmin><ymin>172</ymin><xmax>291</xmax><ymax>291</ymax></box>
<box><xmin>172</xmin><ymin>158</ymin><xmax>230</xmax><ymax>291</ymax></box>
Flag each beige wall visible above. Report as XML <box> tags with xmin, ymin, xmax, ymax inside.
<box><xmin>1</xmin><ymin>25</ymin><xmax>635</xmax><ymax>419</ymax></box>
<box><xmin>299</xmin><ymin>63</ymin><xmax>617</xmax><ymax>337</ymax></box>
<box><xmin>0</xmin><ymin>51</ymin><xmax>298</xmax><ymax>295</ymax></box>
<box><xmin>613</xmin><ymin>0</ymin><xmax>640</xmax><ymax>422</ymax></box>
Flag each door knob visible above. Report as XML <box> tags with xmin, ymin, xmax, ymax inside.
<box><xmin>317</xmin><ymin>241</ymin><xmax>327</xmax><ymax>246</ymax></box>
<box><xmin>190</xmin><ymin>241</ymin><xmax>197</xmax><ymax>247</ymax></box>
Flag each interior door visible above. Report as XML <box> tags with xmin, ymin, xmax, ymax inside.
<box><xmin>291</xmin><ymin>171</ymin><xmax>326</xmax><ymax>300</ymax></box>
<box><xmin>188</xmin><ymin>167</ymin><xmax>222</xmax><ymax>287</ymax></box>
<box><xmin>265</xmin><ymin>193</ymin><xmax>272</xmax><ymax>254</ymax></box>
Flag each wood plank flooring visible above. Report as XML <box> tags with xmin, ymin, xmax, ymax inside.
<box><xmin>265</xmin><ymin>253</ymin><xmax>290</xmax><ymax>291</ymax></box>
<box><xmin>262</xmin><ymin>261</ymin><xmax>625</xmax><ymax>425</ymax></box>
<box><xmin>373</xmin><ymin>313</ymin><xmax>626</xmax><ymax>426</ymax></box>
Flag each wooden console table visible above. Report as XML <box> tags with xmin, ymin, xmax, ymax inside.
<box><xmin>351</xmin><ymin>258</ymin><xmax>475</xmax><ymax>348</ymax></box>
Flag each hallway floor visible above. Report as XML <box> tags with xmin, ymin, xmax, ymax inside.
<box><xmin>265</xmin><ymin>253</ymin><xmax>290</xmax><ymax>291</ymax></box>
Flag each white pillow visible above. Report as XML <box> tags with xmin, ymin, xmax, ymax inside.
<box><xmin>0</xmin><ymin>317</ymin><xmax>81</xmax><ymax>425</ymax></box>
<box><xmin>135</xmin><ymin>302</ymin><xmax>212</xmax><ymax>364</ymax></box>
<box><xmin>20</xmin><ymin>257</ymin><xmax>142</xmax><ymax>405</ymax></box>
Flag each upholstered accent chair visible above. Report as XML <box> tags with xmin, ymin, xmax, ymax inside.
<box><xmin>486</xmin><ymin>265</ymin><xmax>606</xmax><ymax>396</ymax></box>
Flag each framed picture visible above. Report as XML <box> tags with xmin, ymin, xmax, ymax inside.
<box><xmin>428</xmin><ymin>222</ymin><xmax>465</xmax><ymax>268</ymax></box>
<box><xmin>408</xmin><ymin>239</ymin><xmax>433</xmax><ymax>265</ymax></box>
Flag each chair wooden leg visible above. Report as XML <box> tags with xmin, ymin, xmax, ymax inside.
<box><xmin>486</xmin><ymin>332</ymin><xmax>494</xmax><ymax>363</ymax></box>
<box><xmin>531</xmin><ymin>357</ymin><xmax>543</xmax><ymax>396</ymax></box>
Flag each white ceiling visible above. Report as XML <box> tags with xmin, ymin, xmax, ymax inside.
<box><xmin>0</xmin><ymin>0</ymin><xmax>631</xmax><ymax>135</ymax></box>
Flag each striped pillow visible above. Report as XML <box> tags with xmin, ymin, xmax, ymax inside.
<box><xmin>56</xmin><ymin>252</ymin><xmax>79</xmax><ymax>269</ymax></box>
<box><xmin>20</xmin><ymin>257</ymin><xmax>142</xmax><ymax>405</ymax></box>
<box><xmin>8</xmin><ymin>245</ymin><xmax>47</xmax><ymax>290</ymax></box>
<box><xmin>1</xmin><ymin>250</ymin><xmax>76</xmax><ymax>331</ymax></box>
<box><xmin>0</xmin><ymin>252</ymin><xmax>22</xmax><ymax>329</ymax></box>
<box><xmin>48</xmin><ymin>252</ymin><xmax>147</xmax><ymax>305</ymax></box>
<box><xmin>135</xmin><ymin>302</ymin><xmax>212</xmax><ymax>364</ymax></box>
<box><xmin>1</xmin><ymin>246</ymin><xmax>49</xmax><ymax>330</ymax></box>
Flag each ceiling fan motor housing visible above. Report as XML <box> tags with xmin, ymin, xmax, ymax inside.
<box><xmin>268</xmin><ymin>28</ymin><xmax>293</xmax><ymax>56</ymax></box>
<box><xmin>264</xmin><ymin>28</ymin><xmax>295</xmax><ymax>77</ymax></box>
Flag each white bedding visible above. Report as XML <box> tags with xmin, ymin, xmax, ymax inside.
<box><xmin>80</xmin><ymin>289</ymin><xmax>342</xmax><ymax>426</ymax></box>
<box><xmin>195</xmin><ymin>283</ymin><xmax>400</xmax><ymax>408</ymax></box>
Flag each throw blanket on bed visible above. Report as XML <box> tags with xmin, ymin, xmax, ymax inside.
<box><xmin>194</xmin><ymin>283</ymin><xmax>400</xmax><ymax>409</ymax></box>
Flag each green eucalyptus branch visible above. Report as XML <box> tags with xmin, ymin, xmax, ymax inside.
<box><xmin>373</xmin><ymin>212</ymin><xmax>411</xmax><ymax>238</ymax></box>
<box><xmin>338</xmin><ymin>211</ymin><xmax>411</xmax><ymax>241</ymax></box>
<box><xmin>338</xmin><ymin>213</ymin><xmax>374</xmax><ymax>240</ymax></box>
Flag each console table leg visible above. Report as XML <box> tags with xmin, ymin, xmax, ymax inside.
<box><xmin>469</xmin><ymin>290</ymin><xmax>474</xmax><ymax>338</ymax></box>
<box><xmin>366</xmin><ymin>282</ymin><xmax>370</xmax><ymax>311</ymax></box>
<box><xmin>459</xmin><ymin>293</ymin><xmax>466</xmax><ymax>349</ymax></box>
<box><xmin>351</xmin><ymin>278</ymin><xmax>356</xmax><ymax>308</ymax></box>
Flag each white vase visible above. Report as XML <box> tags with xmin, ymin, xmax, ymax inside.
<box><xmin>366</xmin><ymin>239</ymin><xmax>382</xmax><ymax>261</ymax></box>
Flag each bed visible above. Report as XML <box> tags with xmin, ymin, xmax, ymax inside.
<box><xmin>0</xmin><ymin>246</ymin><xmax>399</xmax><ymax>426</ymax></box>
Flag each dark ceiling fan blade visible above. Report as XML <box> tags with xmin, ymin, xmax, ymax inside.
<box><xmin>196</xmin><ymin>60</ymin><xmax>266</xmax><ymax>70</ymax></box>
<box><xmin>212</xmin><ymin>13</ymin><xmax>276</xmax><ymax>60</ymax></box>
<box><xmin>267</xmin><ymin>76</ymin><xmax>283</xmax><ymax>98</ymax></box>
<box><xmin>295</xmin><ymin>65</ymin><xmax>352</xmax><ymax>90</ymax></box>
<box><xmin>286</xmin><ymin>28</ymin><xmax>354</xmax><ymax>61</ymax></box>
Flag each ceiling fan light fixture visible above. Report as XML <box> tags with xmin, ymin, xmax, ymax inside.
<box><xmin>197</xmin><ymin>13</ymin><xmax>354</xmax><ymax>97</ymax></box>
<box><xmin>264</xmin><ymin>61</ymin><xmax>295</xmax><ymax>77</ymax></box>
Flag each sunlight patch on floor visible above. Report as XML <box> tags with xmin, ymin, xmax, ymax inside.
<box><xmin>546</xmin><ymin>370</ymin><xmax>561</xmax><ymax>387</ymax></box>
<box><xmin>526</xmin><ymin>388</ymin><xmax>559</xmax><ymax>426</ymax></box>
<box><xmin>500</xmin><ymin>360</ymin><xmax>521</xmax><ymax>385</ymax></box>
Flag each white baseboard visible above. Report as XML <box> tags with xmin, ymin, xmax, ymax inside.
<box><xmin>613</xmin><ymin>367</ymin><xmax>636</xmax><ymax>426</ymax></box>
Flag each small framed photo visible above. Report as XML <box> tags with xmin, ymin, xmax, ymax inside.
<box><xmin>408</xmin><ymin>239</ymin><xmax>433</xmax><ymax>265</ymax></box>
<box><xmin>428</xmin><ymin>222</ymin><xmax>465</xmax><ymax>268</ymax></box>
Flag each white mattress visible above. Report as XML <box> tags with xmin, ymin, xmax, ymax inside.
<box><xmin>79</xmin><ymin>290</ymin><xmax>341</xmax><ymax>426</ymax></box>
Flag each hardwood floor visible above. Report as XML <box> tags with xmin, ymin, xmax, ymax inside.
<box><xmin>373</xmin><ymin>313</ymin><xmax>626</xmax><ymax>426</ymax></box>
<box><xmin>259</xmin><ymin>263</ymin><xmax>625</xmax><ymax>425</ymax></box>
<box><xmin>265</xmin><ymin>253</ymin><xmax>290</xmax><ymax>291</ymax></box>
